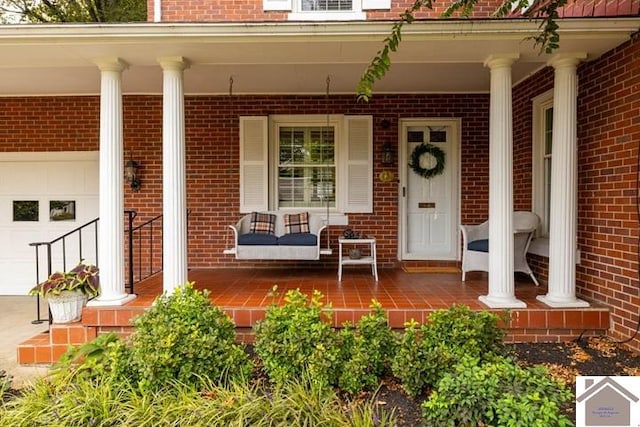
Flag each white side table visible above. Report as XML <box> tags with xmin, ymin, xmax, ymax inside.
<box><xmin>338</xmin><ymin>237</ymin><xmax>378</xmax><ymax>281</ymax></box>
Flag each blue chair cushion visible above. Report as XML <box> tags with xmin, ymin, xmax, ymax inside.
<box><xmin>468</xmin><ymin>239</ymin><xmax>489</xmax><ymax>253</ymax></box>
<box><xmin>238</xmin><ymin>233</ymin><xmax>279</xmax><ymax>245</ymax></box>
<box><xmin>277</xmin><ymin>233</ymin><xmax>317</xmax><ymax>246</ymax></box>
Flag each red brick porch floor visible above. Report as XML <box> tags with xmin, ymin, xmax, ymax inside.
<box><xmin>18</xmin><ymin>267</ymin><xmax>610</xmax><ymax>364</ymax></box>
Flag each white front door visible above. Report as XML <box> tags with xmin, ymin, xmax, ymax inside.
<box><xmin>0</xmin><ymin>151</ymin><xmax>99</xmax><ymax>295</ymax></box>
<box><xmin>400</xmin><ymin>119</ymin><xmax>459</xmax><ymax>260</ymax></box>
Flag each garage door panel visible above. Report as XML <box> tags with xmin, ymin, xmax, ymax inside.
<box><xmin>0</xmin><ymin>164</ymin><xmax>48</xmax><ymax>194</ymax></box>
<box><xmin>46</xmin><ymin>162</ymin><xmax>96</xmax><ymax>194</ymax></box>
<box><xmin>3</xmin><ymin>229</ymin><xmax>41</xmax><ymax>258</ymax></box>
<box><xmin>1</xmin><ymin>261</ymin><xmax>36</xmax><ymax>295</ymax></box>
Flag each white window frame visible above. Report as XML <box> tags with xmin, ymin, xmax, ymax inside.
<box><xmin>270</xmin><ymin>115</ymin><xmax>342</xmax><ymax>212</ymax></box>
<box><xmin>530</xmin><ymin>89</ymin><xmax>553</xmax><ymax>256</ymax></box>
<box><xmin>288</xmin><ymin>0</ymin><xmax>366</xmax><ymax>20</ymax></box>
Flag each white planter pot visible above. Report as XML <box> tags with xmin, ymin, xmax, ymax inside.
<box><xmin>47</xmin><ymin>291</ymin><xmax>87</xmax><ymax>324</ymax></box>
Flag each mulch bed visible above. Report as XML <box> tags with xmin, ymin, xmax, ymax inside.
<box><xmin>364</xmin><ymin>336</ymin><xmax>640</xmax><ymax>426</ymax></box>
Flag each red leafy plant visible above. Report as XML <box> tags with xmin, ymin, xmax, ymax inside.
<box><xmin>29</xmin><ymin>261</ymin><xmax>100</xmax><ymax>299</ymax></box>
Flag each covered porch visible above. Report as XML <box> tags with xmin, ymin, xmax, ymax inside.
<box><xmin>17</xmin><ymin>267</ymin><xmax>610</xmax><ymax>364</ymax></box>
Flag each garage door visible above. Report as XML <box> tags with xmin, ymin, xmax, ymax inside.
<box><xmin>0</xmin><ymin>151</ymin><xmax>99</xmax><ymax>295</ymax></box>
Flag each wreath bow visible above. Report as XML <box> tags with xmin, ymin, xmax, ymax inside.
<box><xmin>409</xmin><ymin>143</ymin><xmax>446</xmax><ymax>179</ymax></box>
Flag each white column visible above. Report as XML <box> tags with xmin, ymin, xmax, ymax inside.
<box><xmin>159</xmin><ymin>57</ymin><xmax>189</xmax><ymax>294</ymax></box>
<box><xmin>480</xmin><ymin>54</ymin><xmax>526</xmax><ymax>308</ymax></box>
<box><xmin>538</xmin><ymin>54</ymin><xmax>589</xmax><ymax>308</ymax></box>
<box><xmin>89</xmin><ymin>58</ymin><xmax>136</xmax><ymax>306</ymax></box>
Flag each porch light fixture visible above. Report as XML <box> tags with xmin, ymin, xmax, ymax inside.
<box><xmin>125</xmin><ymin>159</ymin><xmax>141</xmax><ymax>192</ymax></box>
<box><xmin>381</xmin><ymin>140</ymin><xmax>394</xmax><ymax>165</ymax></box>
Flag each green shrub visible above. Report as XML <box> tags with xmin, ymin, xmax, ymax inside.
<box><xmin>392</xmin><ymin>305</ymin><xmax>507</xmax><ymax>396</ymax></box>
<box><xmin>254</xmin><ymin>288</ymin><xmax>340</xmax><ymax>387</ymax></box>
<box><xmin>421</xmin><ymin>355</ymin><xmax>574</xmax><ymax>427</ymax></box>
<box><xmin>338</xmin><ymin>300</ymin><xmax>398</xmax><ymax>394</ymax></box>
<box><xmin>54</xmin><ymin>332</ymin><xmax>134</xmax><ymax>383</ymax></box>
<box><xmin>129</xmin><ymin>282</ymin><xmax>252</xmax><ymax>391</ymax></box>
<box><xmin>255</xmin><ymin>290</ymin><xmax>397</xmax><ymax>395</ymax></box>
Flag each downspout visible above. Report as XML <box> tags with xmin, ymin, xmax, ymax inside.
<box><xmin>154</xmin><ymin>0</ymin><xmax>162</xmax><ymax>22</ymax></box>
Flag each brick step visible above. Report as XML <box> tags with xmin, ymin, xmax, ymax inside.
<box><xmin>17</xmin><ymin>306</ymin><xmax>610</xmax><ymax>365</ymax></box>
<box><xmin>17</xmin><ymin>324</ymin><xmax>97</xmax><ymax>364</ymax></box>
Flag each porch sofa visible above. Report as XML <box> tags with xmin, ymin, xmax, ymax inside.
<box><xmin>226</xmin><ymin>211</ymin><xmax>327</xmax><ymax>260</ymax></box>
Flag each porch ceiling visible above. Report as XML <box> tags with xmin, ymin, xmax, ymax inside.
<box><xmin>0</xmin><ymin>18</ymin><xmax>638</xmax><ymax>96</ymax></box>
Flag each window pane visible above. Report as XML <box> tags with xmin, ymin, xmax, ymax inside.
<box><xmin>278</xmin><ymin>126</ymin><xmax>335</xmax><ymax>208</ymax></box>
<box><xmin>278</xmin><ymin>167</ymin><xmax>335</xmax><ymax>208</ymax></box>
<box><xmin>544</xmin><ymin>157</ymin><xmax>551</xmax><ymax>233</ymax></box>
<box><xmin>13</xmin><ymin>200</ymin><xmax>39</xmax><ymax>222</ymax></box>
<box><xmin>301</xmin><ymin>0</ymin><xmax>352</xmax><ymax>10</ymax></box>
<box><xmin>544</xmin><ymin>107</ymin><xmax>553</xmax><ymax>156</ymax></box>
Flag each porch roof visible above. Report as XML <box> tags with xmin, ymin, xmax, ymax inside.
<box><xmin>0</xmin><ymin>17</ymin><xmax>638</xmax><ymax>96</ymax></box>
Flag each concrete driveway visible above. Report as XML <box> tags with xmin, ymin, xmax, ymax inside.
<box><xmin>0</xmin><ymin>296</ymin><xmax>50</xmax><ymax>387</ymax></box>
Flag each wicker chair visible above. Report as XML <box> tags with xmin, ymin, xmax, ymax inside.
<box><xmin>459</xmin><ymin>211</ymin><xmax>540</xmax><ymax>286</ymax></box>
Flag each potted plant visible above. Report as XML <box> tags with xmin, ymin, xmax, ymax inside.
<box><xmin>29</xmin><ymin>261</ymin><xmax>100</xmax><ymax>324</ymax></box>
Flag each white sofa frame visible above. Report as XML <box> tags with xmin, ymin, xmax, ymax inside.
<box><xmin>459</xmin><ymin>211</ymin><xmax>540</xmax><ymax>286</ymax></box>
<box><xmin>224</xmin><ymin>211</ymin><xmax>329</xmax><ymax>260</ymax></box>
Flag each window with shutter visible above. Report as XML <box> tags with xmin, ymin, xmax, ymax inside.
<box><xmin>239</xmin><ymin>114</ymin><xmax>372</xmax><ymax>214</ymax></box>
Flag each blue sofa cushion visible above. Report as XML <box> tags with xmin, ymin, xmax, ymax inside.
<box><xmin>468</xmin><ymin>239</ymin><xmax>489</xmax><ymax>253</ymax></box>
<box><xmin>277</xmin><ymin>233</ymin><xmax>317</xmax><ymax>246</ymax></box>
<box><xmin>238</xmin><ymin>233</ymin><xmax>279</xmax><ymax>246</ymax></box>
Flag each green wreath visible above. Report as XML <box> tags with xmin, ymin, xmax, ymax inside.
<box><xmin>409</xmin><ymin>143</ymin><xmax>446</xmax><ymax>179</ymax></box>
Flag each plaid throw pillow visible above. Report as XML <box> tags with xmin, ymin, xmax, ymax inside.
<box><xmin>284</xmin><ymin>212</ymin><xmax>310</xmax><ymax>234</ymax></box>
<box><xmin>249</xmin><ymin>212</ymin><xmax>276</xmax><ymax>235</ymax></box>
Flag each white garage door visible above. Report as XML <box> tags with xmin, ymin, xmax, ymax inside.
<box><xmin>0</xmin><ymin>151</ymin><xmax>99</xmax><ymax>295</ymax></box>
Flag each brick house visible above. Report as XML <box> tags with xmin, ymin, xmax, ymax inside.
<box><xmin>1</xmin><ymin>1</ymin><xmax>639</xmax><ymax>349</ymax></box>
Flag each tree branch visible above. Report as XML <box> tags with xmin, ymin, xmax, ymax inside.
<box><xmin>357</xmin><ymin>0</ymin><xmax>567</xmax><ymax>101</ymax></box>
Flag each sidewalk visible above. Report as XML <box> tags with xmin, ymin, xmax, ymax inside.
<box><xmin>0</xmin><ymin>296</ymin><xmax>50</xmax><ymax>387</ymax></box>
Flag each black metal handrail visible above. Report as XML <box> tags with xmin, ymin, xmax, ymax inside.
<box><xmin>127</xmin><ymin>213</ymin><xmax>164</xmax><ymax>289</ymax></box>
<box><xmin>29</xmin><ymin>211</ymin><xmax>138</xmax><ymax>324</ymax></box>
<box><xmin>29</xmin><ymin>216</ymin><xmax>100</xmax><ymax>324</ymax></box>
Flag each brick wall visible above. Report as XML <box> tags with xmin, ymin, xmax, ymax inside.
<box><xmin>575</xmin><ymin>33</ymin><xmax>640</xmax><ymax>351</ymax></box>
<box><xmin>149</xmin><ymin>0</ymin><xmax>505</xmax><ymax>22</ymax></box>
<box><xmin>0</xmin><ymin>94</ymin><xmax>490</xmax><ymax>269</ymax></box>
<box><xmin>0</xmin><ymin>97</ymin><xmax>99</xmax><ymax>151</ymax></box>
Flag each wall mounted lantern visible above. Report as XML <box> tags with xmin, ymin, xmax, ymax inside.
<box><xmin>125</xmin><ymin>159</ymin><xmax>141</xmax><ymax>192</ymax></box>
<box><xmin>381</xmin><ymin>140</ymin><xmax>394</xmax><ymax>166</ymax></box>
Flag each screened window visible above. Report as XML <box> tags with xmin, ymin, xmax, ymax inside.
<box><xmin>278</xmin><ymin>126</ymin><xmax>336</xmax><ymax>209</ymax></box>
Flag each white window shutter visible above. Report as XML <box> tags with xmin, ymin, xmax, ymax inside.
<box><xmin>343</xmin><ymin>115</ymin><xmax>373</xmax><ymax>213</ymax></box>
<box><xmin>239</xmin><ymin>116</ymin><xmax>269</xmax><ymax>213</ymax></box>
<box><xmin>263</xmin><ymin>0</ymin><xmax>292</xmax><ymax>11</ymax></box>
<box><xmin>362</xmin><ymin>0</ymin><xmax>391</xmax><ymax>9</ymax></box>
